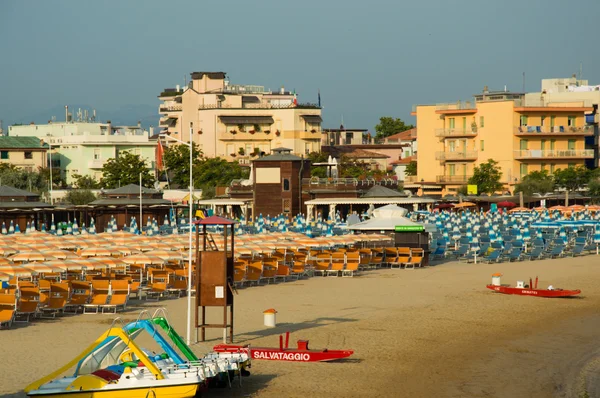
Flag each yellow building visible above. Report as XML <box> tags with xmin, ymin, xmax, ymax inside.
<box><xmin>0</xmin><ymin>136</ymin><xmax>48</xmax><ymax>172</ymax></box>
<box><xmin>158</xmin><ymin>72</ymin><xmax>322</xmax><ymax>163</ymax></box>
<box><xmin>412</xmin><ymin>88</ymin><xmax>594</xmax><ymax>196</ymax></box>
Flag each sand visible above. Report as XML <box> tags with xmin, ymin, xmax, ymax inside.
<box><xmin>2</xmin><ymin>257</ymin><xmax>600</xmax><ymax>398</ymax></box>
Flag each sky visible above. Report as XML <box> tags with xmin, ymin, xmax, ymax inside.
<box><xmin>1</xmin><ymin>0</ymin><xmax>599</xmax><ymax>132</ymax></box>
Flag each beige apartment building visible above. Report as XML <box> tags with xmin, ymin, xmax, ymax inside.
<box><xmin>0</xmin><ymin>136</ymin><xmax>48</xmax><ymax>172</ymax></box>
<box><xmin>158</xmin><ymin>72</ymin><xmax>323</xmax><ymax>163</ymax></box>
<box><xmin>412</xmin><ymin>81</ymin><xmax>596</xmax><ymax>196</ymax></box>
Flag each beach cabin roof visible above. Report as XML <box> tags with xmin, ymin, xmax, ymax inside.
<box><xmin>105</xmin><ymin>184</ymin><xmax>159</xmax><ymax>196</ymax></box>
<box><xmin>362</xmin><ymin>185</ymin><xmax>407</xmax><ymax>198</ymax></box>
<box><xmin>0</xmin><ymin>185</ymin><xmax>39</xmax><ymax>198</ymax></box>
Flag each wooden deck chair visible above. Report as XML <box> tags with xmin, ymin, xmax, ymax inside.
<box><xmin>313</xmin><ymin>254</ymin><xmax>331</xmax><ymax>277</ymax></box>
<box><xmin>15</xmin><ymin>286</ymin><xmax>40</xmax><ymax>322</ymax></box>
<box><xmin>101</xmin><ymin>280</ymin><xmax>130</xmax><ymax>313</ymax></box>
<box><xmin>245</xmin><ymin>261</ymin><xmax>263</xmax><ymax>286</ymax></box>
<box><xmin>0</xmin><ymin>293</ymin><xmax>16</xmax><ymax>329</ymax></box>
<box><xmin>328</xmin><ymin>252</ymin><xmax>345</xmax><ymax>277</ymax></box>
<box><xmin>83</xmin><ymin>280</ymin><xmax>110</xmax><ymax>314</ymax></box>
<box><xmin>290</xmin><ymin>261</ymin><xmax>306</xmax><ymax>279</ymax></box>
<box><xmin>41</xmin><ymin>282</ymin><xmax>70</xmax><ymax>318</ymax></box>
<box><xmin>275</xmin><ymin>265</ymin><xmax>291</xmax><ymax>282</ymax></box>
<box><xmin>65</xmin><ymin>281</ymin><xmax>92</xmax><ymax>314</ymax></box>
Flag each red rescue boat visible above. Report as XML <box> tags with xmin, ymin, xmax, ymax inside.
<box><xmin>486</xmin><ymin>276</ymin><xmax>581</xmax><ymax>298</ymax></box>
<box><xmin>213</xmin><ymin>332</ymin><xmax>354</xmax><ymax>362</ymax></box>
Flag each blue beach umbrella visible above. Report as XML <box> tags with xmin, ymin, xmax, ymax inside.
<box><xmin>66</xmin><ymin>221</ymin><xmax>72</xmax><ymax>235</ymax></box>
<box><xmin>41</xmin><ymin>223</ymin><xmax>46</xmax><ymax>233</ymax></box>
<box><xmin>305</xmin><ymin>223</ymin><xmax>313</xmax><ymax>238</ymax></box>
<box><xmin>8</xmin><ymin>220</ymin><xmax>14</xmax><ymax>235</ymax></box>
<box><xmin>25</xmin><ymin>221</ymin><xmax>31</xmax><ymax>234</ymax></box>
<box><xmin>80</xmin><ymin>223</ymin><xmax>87</xmax><ymax>235</ymax></box>
<box><xmin>72</xmin><ymin>218</ymin><xmax>79</xmax><ymax>235</ymax></box>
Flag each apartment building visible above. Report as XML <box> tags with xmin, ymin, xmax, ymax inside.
<box><xmin>413</xmin><ymin>82</ymin><xmax>596</xmax><ymax>196</ymax></box>
<box><xmin>158</xmin><ymin>72</ymin><xmax>322</xmax><ymax>163</ymax></box>
<box><xmin>9</xmin><ymin>122</ymin><xmax>156</xmax><ymax>185</ymax></box>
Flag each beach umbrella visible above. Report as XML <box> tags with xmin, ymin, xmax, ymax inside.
<box><xmin>305</xmin><ymin>223</ymin><xmax>313</xmax><ymax>238</ymax></box>
<box><xmin>25</xmin><ymin>222</ymin><xmax>31</xmax><ymax>234</ymax></box>
<box><xmin>66</xmin><ymin>221</ymin><xmax>72</xmax><ymax>235</ymax></box>
<box><xmin>56</xmin><ymin>225</ymin><xmax>63</xmax><ymax>236</ymax></box>
<box><xmin>14</xmin><ymin>223</ymin><xmax>21</xmax><ymax>234</ymax></box>
<box><xmin>594</xmin><ymin>227</ymin><xmax>600</xmax><ymax>255</ymax></box>
<box><xmin>72</xmin><ymin>218</ymin><xmax>79</xmax><ymax>235</ymax></box>
<box><xmin>89</xmin><ymin>218</ymin><xmax>96</xmax><ymax>234</ymax></box>
<box><xmin>40</xmin><ymin>223</ymin><xmax>46</xmax><ymax>233</ymax></box>
<box><xmin>8</xmin><ymin>221</ymin><xmax>14</xmax><ymax>235</ymax></box>
<box><xmin>1</xmin><ymin>222</ymin><xmax>6</xmax><ymax>235</ymax></box>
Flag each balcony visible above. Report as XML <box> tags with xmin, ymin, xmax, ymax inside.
<box><xmin>435</xmin><ymin>101</ymin><xmax>477</xmax><ymax>115</ymax></box>
<box><xmin>404</xmin><ymin>176</ymin><xmax>418</xmax><ymax>183</ymax></box>
<box><xmin>435</xmin><ymin>151</ymin><xmax>478</xmax><ymax>161</ymax></box>
<box><xmin>88</xmin><ymin>159</ymin><xmax>106</xmax><ymax>169</ymax></box>
<box><xmin>514</xmin><ymin>149</ymin><xmax>594</xmax><ymax>160</ymax></box>
<box><xmin>159</xmin><ymin>104</ymin><xmax>182</xmax><ymax>113</ymax></box>
<box><xmin>514</xmin><ymin>125</ymin><xmax>594</xmax><ymax>136</ymax></box>
<box><xmin>436</xmin><ymin>175</ymin><xmax>472</xmax><ymax>184</ymax></box>
<box><xmin>435</xmin><ymin>128</ymin><xmax>478</xmax><ymax>138</ymax></box>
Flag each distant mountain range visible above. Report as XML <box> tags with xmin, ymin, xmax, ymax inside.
<box><xmin>4</xmin><ymin>103</ymin><xmax>161</xmax><ymax>130</ymax></box>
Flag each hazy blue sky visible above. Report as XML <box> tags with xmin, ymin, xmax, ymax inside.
<box><xmin>1</xmin><ymin>0</ymin><xmax>599</xmax><ymax>131</ymax></box>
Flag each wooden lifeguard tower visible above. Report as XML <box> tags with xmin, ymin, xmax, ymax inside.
<box><xmin>194</xmin><ymin>215</ymin><xmax>236</xmax><ymax>343</ymax></box>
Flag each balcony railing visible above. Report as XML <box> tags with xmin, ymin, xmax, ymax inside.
<box><xmin>159</xmin><ymin>105</ymin><xmax>182</xmax><ymax>112</ymax></box>
<box><xmin>435</xmin><ymin>101</ymin><xmax>476</xmax><ymax>111</ymax></box>
<box><xmin>404</xmin><ymin>176</ymin><xmax>418</xmax><ymax>183</ymax></box>
<box><xmin>435</xmin><ymin>128</ymin><xmax>478</xmax><ymax>137</ymax></box>
<box><xmin>514</xmin><ymin>125</ymin><xmax>594</xmax><ymax>135</ymax></box>
<box><xmin>435</xmin><ymin>151</ymin><xmax>478</xmax><ymax>161</ymax></box>
<box><xmin>436</xmin><ymin>175</ymin><xmax>472</xmax><ymax>183</ymax></box>
<box><xmin>88</xmin><ymin>159</ymin><xmax>106</xmax><ymax>169</ymax></box>
<box><xmin>514</xmin><ymin>149</ymin><xmax>594</xmax><ymax>159</ymax></box>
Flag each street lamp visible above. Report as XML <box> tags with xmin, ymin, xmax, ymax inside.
<box><xmin>160</xmin><ymin>124</ymin><xmax>194</xmax><ymax>345</ymax></box>
<box><xmin>46</xmin><ymin>136</ymin><xmax>53</xmax><ymax>204</ymax></box>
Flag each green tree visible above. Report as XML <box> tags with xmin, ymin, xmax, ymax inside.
<box><xmin>306</xmin><ymin>151</ymin><xmax>328</xmax><ymax>178</ymax></box>
<box><xmin>554</xmin><ymin>165</ymin><xmax>589</xmax><ymax>192</ymax></box>
<box><xmin>64</xmin><ymin>189</ymin><xmax>96</xmax><ymax>205</ymax></box>
<box><xmin>515</xmin><ymin>170</ymin><xmax>555</xmax><ymax>196</ymax></box>
<box><xmin>100</xmin><ymin>152</ymin><xmax>155</xmax><ymax>188</ymax></box>
<box><xmin>71</xmin><ymin>174</ymin><xmax>100</xmax><ymax>189</ymax></box>
<box><xmin>375</xmin><ymin>117</ymin><xmax>414</xmax><ymax>140</ymax></box>
<box><xmin>38</xmin><ymin>167</ymin><xmax>66</xmax><ymax>189</ymax></box>
<box><xmin>468</xmin><ymin>159</ymin><xmax>503</xmax><ymax>195</ymax></box>
<box><xmin>194</xmin><ymin>157</ymin><xmax>248</xmax><ymax>199</ymax></box>
<box><xmin>405</xmin><ymin>161</ymin><xmax>417</xmax><ymax>176</ymax></box>
<box><xmin>162</xmin><ymin>143</ymin><xmax>203</xmax><ymax>188</ymax></box>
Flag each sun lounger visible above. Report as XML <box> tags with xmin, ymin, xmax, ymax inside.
<box><xmin>233</xmin><ymin>268</ymin><xmax>246</xmax><ymax>287</ymax></box>
<box><xmin>313</xmin><ymin>254</ymin><xmax>330</xmax><ymax>276</ymax></box>
<box><xmin>100</xmin><ymin>280</ymin><xmax>130</xmax><ymax>313</ymax></box>
<box><xmin>290</xmin><ymin>261</ymin><xmax>307</xmax><ymax>279</ymax></box>
<box><xmin>0</xmin><ymin>293</ymin><xmax>16</xmax><ymax>329</ymax></box>
<box><xmin>83</xmin><ymin>280</ymin><xmax>110</xmax><ymax>314</ymax></box>
<box><xmin>41</xmin><ymin>283</ymin><xmax>70</xmax><ymax>318</ymax></box>
<box><xmin>15</xmin><ymin>286</ymin><xmax>40</xmax><ymax>322</ymax></box>
<box><xmin>275</xmin><ymin>265</ymin><xmax>292</xmax><ymax>282</ymax></box>
<box><xmin>65</xmin><ymin>281</ymin><xmax>92</xmax><ymax>313</ymax></box>
<box><xmin>327</xmin><ymin>252</ymin><xmax>345</xmax><ymax>276</ymax></box>
<box><xmin>341</xmin><ymin>260</ymin><xmax>360</xmax><ymax>277</ymax></box>
<box><xmin>245</xmin><ymin>261</ymin><xmax>263</xmax><ymax>286</ymax></box>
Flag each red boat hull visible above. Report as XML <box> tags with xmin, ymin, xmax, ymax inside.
<box><xmin>486</xmin><ymin>284</ymin><xmax>581</xmax><ymax>298</ymax></box>
<box><xmin>213</xmin><ymin>345</ymin><xmax>354</xmax><ymax>362</ymax></box>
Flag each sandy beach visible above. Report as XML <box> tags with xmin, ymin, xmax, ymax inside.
<box><xmin>2</xmin><ymin>257</ymin><xmax>600</xmax><ymax>398</ymax></box>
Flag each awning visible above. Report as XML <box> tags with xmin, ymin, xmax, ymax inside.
<box><xmin>301</xmin><ymin>115</ymin><xmax>323</xmax><ymax>123</ymax></box>
<box><xmin>242</xmin><ymin>96</ymin><xmax>261</xmax><ymax>103</ymax></box>
<box><xmin>219</xmin><ymin>116</ymin><xmax>274</xmax><ymax>125</ymax></box>
<box><xmin>196</xmin><ymin>199</ymin><xmax>252</xmax><ymax>206</ymax></box>
<box><xmin>304</xmin><ymin>197</ymin><xmax>436</xmax><ymax>206</ymax></box>
<box><xmin>160</xmin><ymin>117</ymin><xmax>177</xmax><ymax>126</ymax></box>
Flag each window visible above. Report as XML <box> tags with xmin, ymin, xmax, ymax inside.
<box><xmin>520</xmin><ymin>115</ymin><xmax>528</xmax><ymax>126</ymax></box>
<box><xmin>550</xmin><ymin>139</ymin><xmax>556</xmax><ymax>150</ymax></box>
<box><xmin>462</xmin><ymin>117</ymin><xmax>467</xmax><ymax>131</ymax></box>
<box><xmin>404</xmin><ymin>150</ymin><xmax>410</xmax><ymax>158</ymax></box>
<box><xmin>245</xmin><ymin>144</ymin><xmax>252</xmax><ymax>154</ymax></box>
<box><xmin>479</xmin><ymin>116</ymin><xmax>484</xmax><ymax>128</ymax></box>
<box><xmin>282</xmin><ymin>198</ymin><xmax>291</xmax><ymax>213</ymax></box>
<box><xmin>550</xmin><ymin>164</ymin><xmax>555</xmax><ymax>173</ymax></box>
<box><xmin>540</xmin><ymin>116</ymin><xmax>546</xmax><ymax>127</ymax></box>
<box><xmin>449</xmin><ymin>164</ymin><xmax>456</xmax><ymax>176</ymax></box>
<box><xmin>480</xmin><ymin>140</ymin><xmax>484</xmax><ymax>151</ymax></box>
<box><xmin>133</xmin><ymin>148</ymin><xmax>141</xmax><ymax>156</ymax></box>
<box><xmin>449</xmin><ymin>141</ymin><xmax>456</xmax><ymax>152</ymax></box>
<box><xmin>568</xmin><ymin>116</ymin><xmax>576</xmax><ymax>127</ymax></box>
<box><xmin>24</xmin><ymin>151</ymin><xmax>32</xmax><ymax>159</ymax></box>
<box><xmin>345</xmin><ymin>132</ymin><xmax>353</xmax><ymax>145</ymax></box>
<box><xmin>282</xmin><ymin>178</ymin><xmax>290</xmax><ymax>191</ymax></box>
<box><xmin>448</xmin><ymin>118</ymin><xmax>455</xmax><ymax>129</ymax></box>
<box><xmin>541</xmin><ymin>139</ymin><xmax>546</xmax><ymax>151</ymax></box>
<box><xmin>520</xmin><ymin>163</ymin><xmax>528</xmax><ymax>176</ymax></box>
<box><xmin>226</xmin><ymin>144</ymin><xmax>234</xmax><ymax>155</ymax></box>
<box><xmin>94</xmin><ymin>149</ymin><xmax>101</xmax><ymax>160</ymax></box>
<box><xmin>305</xmin><ymin>142</ymin><xmax>310</xmax><ymax>154</ymax></box>
<box><xmin>519</xmin><ymin>139</ymin><xmax>528</xmax><ymax>150</ymax></box>
<box><xmin>550</xmin><ymin>116</ymin><xmax>556</xmax><ymax>128</ymax></box>
<box><xmin>0</xmin><ymin>151</ymin><xmax>8</xmax><ymax>160</ymax></box>
<box><xmin>568</xmin><ymin>140</ymin><xmax>576</xmax><ymax>150</ymax></box>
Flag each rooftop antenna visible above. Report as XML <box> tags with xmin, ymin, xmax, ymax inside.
<box><xmin>65</xmin><ymin>105</ymin><xmax>68</xmax><ymax>123</ymax></box>
<box><xmin>92</xmin><ymin>109</ymin><xmax>96</xmax><ymax>122</ymax></box>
